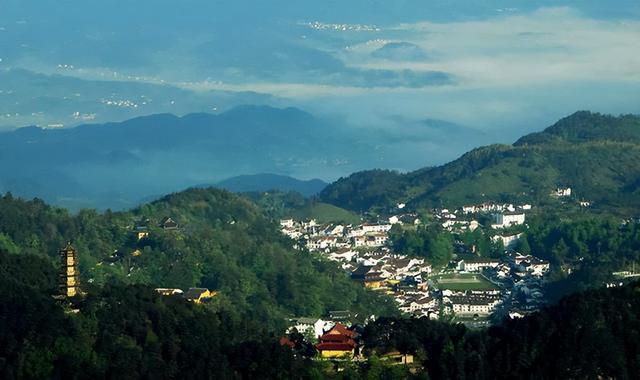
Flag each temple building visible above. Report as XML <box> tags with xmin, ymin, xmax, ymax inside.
<box><xmin>60</xmin><ymin>242</ymin><xmax>80</xmax><ymax>298</ymax></box>
<box><xmin>315</xmin><ymin>323</ymin><xmax>357</xmax><ymax>358</ymax></box>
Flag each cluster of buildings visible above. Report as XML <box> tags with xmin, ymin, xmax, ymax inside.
<box><xmin>460</xmin><ymin>202</ymin><xmax>532</xmax><ymax>215</ymax></box>
<box><xmin>421</xmin><ymin>262</ymin><xmax>553</xmax><ymax>322</ymax></box>
<box><xmin>411</xmin><ymin>249</ymin><xmax>551</xmax><ymax>321</ymax></box>
<box><xmin>280</xmin><ymin>194</ymin><xmax>554</xmax><ymax>323</ymax></box>
<box><xmin>431</xmin><ymin>203</ymin><xmax>530</xmax><ymax>232</ymax></box>
<box><xmin>280</xmin><ymin>219</ymin><xmax>391</xmax><ymax>250</ymax></box>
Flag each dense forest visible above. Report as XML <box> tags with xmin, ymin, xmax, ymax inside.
<box><xmin>320</xmin><ymin>111</ymin><xmax>640</xmax><ymax>214</ymax></box>
<box><xmin>1</xmin><ymin>247</ymin><xmax>638</xmax><ymax>379</ymax></box>
<box><xmin>0</xmin><ymin>189</ymin><xmax>397</xmax><ymax>333</ymax></box>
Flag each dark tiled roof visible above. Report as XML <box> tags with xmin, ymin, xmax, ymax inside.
<box><xmin>183</xmin><ymin>287</ymin><xmax>208</xmax><ymax>300</ymax></box>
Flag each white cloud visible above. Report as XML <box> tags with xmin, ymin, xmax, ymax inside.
<box><xmin>95</xmin><ymin>7</ymin><xmax>638</xmax><ymax>141</ymax></box>
<box><xmin>284</xmin><ymin>6</ymin><xmax>640</xmax><ymax>141</ymax></box>
<box><xmin>348</xmin><ymin>7</ymin><xmax>640</xmax><ymax>87</ymax></box>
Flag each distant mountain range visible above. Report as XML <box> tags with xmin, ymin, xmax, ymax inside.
<box><xmin>0</xmin><ymin>105</ymin><xmax>347</xmax><ymax>210</ymax></box>
<box><xmin>320</xmin><ymin>111</ymin><xmax>640</xmax><ymax>214</ymax></box>
<box><xmin>213</xmin><ymin>174</ymin><xmax>327</xmax><ymax>196</ymax></box>
<box><xmin>0</xmin><ymin>104</ymin><xmax>486</xmax><ymax>210</ymax></box>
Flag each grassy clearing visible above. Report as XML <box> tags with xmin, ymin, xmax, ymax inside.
<box><xmin>290</xmin><ymin>202</ymin><xmax>361</xmax><ymax>225</ymax></box>
<box><xmin>431</xmin><ymin>273</ymin><xmax>499</xmax><ymax>291</ymax></box>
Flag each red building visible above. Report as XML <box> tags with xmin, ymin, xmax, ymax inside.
<box><xmin>315</xmin><ymin>323</ymin><xmax>357</xmax><ymax>358</ymax></box>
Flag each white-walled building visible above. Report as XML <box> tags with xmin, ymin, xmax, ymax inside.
<box><xmin>448</xmin><ymin>295</ymin><xmax>501</xmax><ymax>316</ymax></box>
<box><xmin>555</xmin><ymin>187</ymin><xmax>572</xmax><ymax>197</ymax></box>
<box><xmin>287</xmin><ymin>318</ymin><xmax>335</xmax><ymax>340</ymax></box>
<box><xmin>492</xmin><ymin>212</ymin><xmax>525</xmax><ymax>229</ymax></box>
<box><xmin>361</xmin><ymin>223</ymin><xmax>393</xmax><ymax>234</ymax></box>
<box><xmin>492</xmin><ymin>233</ymin><xmax>523</xmax><ymax>249</ymax></box>
<box><xmin>280</xmin><ymin>219</ymin><xmax>295</xmax><ymax>228</ymax></box>
<box><xmin>458</xmin><ymin>258</ymin><xmax>500</xmax><ymax>272</ymax></box>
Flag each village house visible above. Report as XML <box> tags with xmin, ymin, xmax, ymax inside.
<box><xmin>155</xmin><ymin>288</ymin><xmax>183</xmax><ymax>296</ymax></box>
<box><xmin>302</xmin><ymin>219</ymin><xmax>318</xmax><ymax>228</ymax></box>
<box><xmin>351</xmin><ymin>265</ymin><xmax>386</xmax><ymax>289</ymax></box>
<box><xmin>307</xmin><ymin>236</ymin><xmax>339</xmax><ymax>251</ymax></box>
<box><xmin>462</xmin><ymin>205</ymin><xmax>476</xmax><ymax>214</ymax></box>
<box><xmin>524</xmin><ymin>259</ymin><xmax>551</xmax><ymax>277</ymax></box>
<box><xmin>443</xmin><ymin>219</ymin><xmax>480</xmax><ymax>232</ymax></box>
<box><xmin>383</xmin><ymin>257</ymin><xmax>431</xmax><ymax>279</ymax></box>
<box><xmin>491</xmin><ymin>212</ymin><xmax>525</xmax><ymax>229</ymax></box>
<box><xmin>287</xmin><ymin>318</ymin><xmax>334</xmax><ymax>341</ymax></box>
<box><xmin>479</xmin><ymin>203</ymin><xmax>506</xmax><ymax>212</ymax></box>
<box><xmin>352</xmin><ymin>233</ymin><xmax>388</xmax><ymax>248</ymax></box>
<box><xmin>360</xmin><ymin>223</ymin><xmax>393</xmax><ymax>234</ymax></box>
<box><xmin>367</xmin><ymin>233</ymin><xmax>388</xmax><ymax>247</ymax></box>
<box><xmin>554</xmin><ymin>187</ymin><xmax>572</xmax><ymax>197</ymax></box>
<box><xmin>399</xmin><ymin>296</ymin><xmax>437</xmax><ymax>314</ymax></box>
<box><xmin>322</xmin><ymin>224</ymin><xmax>345</xmax><ymax>236</ymax></box>
<box><xmin>353</xmin><ymin>235</ymin><xmax>366</xmax><ymax>248</ymax></box>
<box><xmin>457</xmin><ymin>258</ymin><xmax>500</xmax><ymax>272</ymax></box>
<box><xmin>328</xmin><ymin>310</ymin><xmax>353</xmax><ymax>323</ymax></box>
<box><xmin>341</xmin><ymin>262</ymin><xmax>357</xmax><ymax>273</ymax></box>
<box><xmin>327</xmin><ymin>248</ymin><xmax>358</xmax><ymax>262</ymax></box>
<box><xmin>447</xmin><ymin>294</ymin><xmax>501</xmax><ymax>316</ymax></box>
<box><xmin>160</xmin><ymin>217</ymin><xmax>179</xmax><ymax>230</ymax></box>
<box><xmin>356</xmin><ymin>251</ymin><xmax>390</xmax><ymax>266</ymax></box>
<box><xmin>183</xmin><ymin>288</ymin><xmax>217</xmax><ymax>304</ymax></box>
<box><xmin>280</xmin><ymin>219</ymin><xmax>295</xmax><ymax>228</ymax></box>
<box><xmin>281</xmin><ymin>227</ymin><xmax>302</xmax><ymax>240</ymax></box>
<box><xmin>508</xmin><ymin>252</ymin><xmax>533</xmax><ymax>265</ymax></box>
<box><xmin>491</xmin><ymin>233</ymin><xmax>523</xmax><ymax>250</ymax></box>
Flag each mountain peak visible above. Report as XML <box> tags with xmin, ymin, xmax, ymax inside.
<box><xmin>514</xmin><ymin>111</ymin><xmax>640</xmax><ymax>146</ymax></box>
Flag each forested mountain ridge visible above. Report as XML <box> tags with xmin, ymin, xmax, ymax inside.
<box><xmin>320</xmin><ymin>111</ymin><xmax>640</xmax><ymax>213</ymax></box>
<box><xmin>515</xmin><ymin>111</ymin><xmax>640</xmax><ymax>145</ymax></box>
<box><xmin>213</xmin><ymin>174</ymin><xmax>328</xmax><ymax>196</ymax></box>
<box><xmin>0</xmin><ymin>188</ymin><xmax>397</xmax><ymax>330</ymax></box>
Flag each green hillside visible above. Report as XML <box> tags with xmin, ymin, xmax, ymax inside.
<box><xmin>2</xmin><ymin>249</ymin><xmax>639</xmax><ymax>378</ymax></box>
<box><xmin>288</xmin><ymin>202</ymin><xmax>361</xmax><ymax>224</ymax></box>
<box><xmin>320</xmin><ymin>111</ymin><xmax>640</xmax><ymax>214</ymax></box>
<box><xmin>0</xmin><ymin>189</ymin><xmax>397</xmax><ymax>330</ymax></box>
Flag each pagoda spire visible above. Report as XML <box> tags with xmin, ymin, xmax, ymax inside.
<box><xmin>59</xmin><ymin>242</ymin><xmax>80</xmax><ymax>298</ymax></box>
